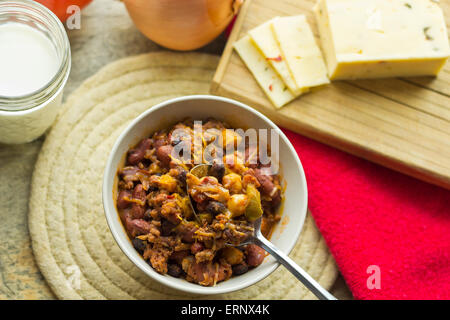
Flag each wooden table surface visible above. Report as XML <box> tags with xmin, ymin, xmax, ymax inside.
<box><xmin>0</xmin><ymin>0</ymin><xmax>351</xmax><ymax>300</ymax></box>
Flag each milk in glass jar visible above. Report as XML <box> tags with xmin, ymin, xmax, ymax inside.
<box><xmin>0</xmin><ymin>0</ymin><xmax>71</xmax><ymax>144</ymax></box>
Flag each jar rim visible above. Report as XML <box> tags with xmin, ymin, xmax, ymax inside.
<box><xmin>0</xmin><ymin>0</ymin><xmax>71</xmax><ymax>110</ymax></box>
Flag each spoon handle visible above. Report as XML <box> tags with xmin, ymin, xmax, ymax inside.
<box><xmin>253</xmin><ymin>235</ymin><xmax>337</xmax><ymax>300</ymax></box>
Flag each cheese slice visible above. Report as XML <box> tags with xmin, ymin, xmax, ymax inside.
<box><xmin>271</xmin><ymin>15</ymin><xmax>330</xmax><ymax>89</ymax></box>
<box><xmin>314</xmin><ymin>0</ymin><xmax>450</xmax><ymax>80</ymax></box>
<box><xmin>249</xmin><ymin>19</ymin><xmax>304</xmax><ymax>95</ymax></box>
<box><xmin>234</xmin><ymin>35</ymin><xmax>295</xmax><ymax>108</ymax></box>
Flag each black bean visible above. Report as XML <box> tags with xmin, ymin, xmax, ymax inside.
<box><xmin>143</xmin><ymin>209</ymin><xmax>153</xmax><ymax>221</ymax></box>
<box><xmin>177</xmin><ymin>168</ymin><xmax>187</xmax><ymax>186</ymax></box>
<box><xmin>161</xmin><ymin>219</ymin><xmax>176</xmax><ymax>236</ymax></box>
<box><xmin>132</xmin><ymin>237</ymin><xmax>146</xmax><ymax>254</ymax></box>
<box><xmin>232</xmin><ymin>263</ymin><xmax>249</xmax><ymax>276</ymax></box>
<box><xmin>209</xmin><ymin>162</ymin><xmax>225</xmax><ymax>181</ymax></box>
<box><xmin>205</xmin><ymin>201</ymin><xmax>227</xmax><ymax>216</ymax></box>
<box><xmin>167</xmin><ymin>263</ymin><xmax>182</xmax><ymax>278</ymax></box>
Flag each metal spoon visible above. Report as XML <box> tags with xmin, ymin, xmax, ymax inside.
<box><xmin>187</xmin><ymin>164</ymin><xmax>337</xmax><ymax>300</ymax></box>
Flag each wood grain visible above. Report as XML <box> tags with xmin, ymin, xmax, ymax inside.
<box><xmin>211</xmin><ymin>0</ymin><xmax>450</xmax><ymax>190</ymax></box>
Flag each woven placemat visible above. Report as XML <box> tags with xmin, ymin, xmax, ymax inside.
<box><xmin>28</xmin><ymin>52</ymin><xmax>338</xmax><ymax>299</ymax></box>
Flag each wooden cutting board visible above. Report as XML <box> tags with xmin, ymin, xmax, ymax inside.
<box><xmin>211</xmin><ymin>0</ymin><xmax>450</xmax><ymax>190</ymax></box>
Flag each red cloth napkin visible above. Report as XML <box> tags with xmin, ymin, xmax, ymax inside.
<box><xmin>282</xmin><ymin>129</ymin><xmax>450</xmax><ymax>300</ymax></box>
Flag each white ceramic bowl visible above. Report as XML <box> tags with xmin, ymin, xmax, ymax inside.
<box><xmin>103</xmin><ymin>95</ymin><xmax>308</xmax><ymax>295</ymax></box>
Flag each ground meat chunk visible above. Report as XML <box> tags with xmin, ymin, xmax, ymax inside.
<box><xmin>160</xmin><ymin>200</ymin><xmax>182</xmax><ymax>225</ymax></box>
<box><xmin>144</xmin><ymin>244</ymin><xmax>171</xmax><ymax>274</ymax></box>
<box><xmin>183</xmin><ymin>259</ymin><xmax>232</xmax><ymax>286</ymax></box>
<box><xmin>195</xmin><ymin>249</ymin><xmax>215</xmax><ymax>263</ymax></box>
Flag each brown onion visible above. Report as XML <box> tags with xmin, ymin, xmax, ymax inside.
<box><xmin>123</xmin><ymin>0</ymin><xmax>243</xmax><ymax>51</ymax></box>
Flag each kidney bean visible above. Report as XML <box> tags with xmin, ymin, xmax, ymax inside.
<box><xmin>133</xmin><ymin>184</ymin><xmax>147</xmax><ymax>202</ymax></box>
<box><xmin>153</xmin><ymin>134</ymin><xmax>168</xmax><ymax>149</ymax></box>
<box><xmin>156</xmin><ymin>145</ymin><xmax>173</xmax><ymax>167</ymax></box>
<box><xmin>128</xmin><ymin>139</ymin><xmax>152</xmax><ymax>165</ymax></box>
<box><xmin>117</xmin><ymin>190</ymin><xmax>132</xmax><ymax>209</ymax></box>
<box><xmin>120</xmin><ymin>209</ymin><xmax>133</xmax><ymax>227</ymax></box>
<box><xmin>182</xmin><ymin>229</ymin><xmax>196</xmax><ymax>243</ymax></box>
<box><xmin>271</xmin><ymin>189</ymin><xmax>282</xmax><ymax>207</ymax></box>
<box><xmin>232</xmin><ymin>263</ymin><xmax>249</xmax><ymax>276</ymax></box>
<box><xmin>120</xmin><ymin>166</ymin><xmax>140</xmax><ymax>182</ymax></box>
<box><xmin>190</xmin><ymin>242</ymin><xmax>204</xmax><ymax>254</ymax></box>
<box><xmin>131</xmin><ymin>184</ymin><xmax>147</xmax><ymax>219</ymax></box>
<box><xmin>131</xmin><ymin>204</ymin><xmax>145</xmax><ymax>219</ymax></box>
<box><xmin>169</xmin><ymin>250</ymin><xmax>190</xmax><ymax>264</ymax></box>
<box><xmin>178</xmin><ymin>223</ymin><xmax>198</xmax><ymax>243</ymax></box>
<box><xmin>254</xmin><ymin>169</ymin><xmax>277</xmax><ymax>197</ymax></box>
<box><xmin>127</xmin><ymin>219</ymin><xmax>152</xmax><ymax>237</ymax></box>
<box><xmin>246</xmin><ymin>244</ymin><xmax>266</xmax><ymax>267</ymax></box>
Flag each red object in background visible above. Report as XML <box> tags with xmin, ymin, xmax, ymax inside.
<box><xmin>35</xmin><ymin>0</ymin><xmax>92</xmax><ymax>22</ymax></box>
<box><xmin>282</xmin><ymin>129</ymin><xmax>450</xmax><ymax>300</ymax></box>
<box><xmin>225</xmin><ymin>15</ymin><xmax>237</xmax><ymax>38</ymax></box>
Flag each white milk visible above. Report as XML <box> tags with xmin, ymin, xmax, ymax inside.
<box><xmin>0</xmin><ymin>7</ymin><xmax>71</xmax><ymax>145</ymax></box>
<box><xmin>0</xmin><ymin>23</ymin><xmax>60</xmax><ymax>97</ymax></box>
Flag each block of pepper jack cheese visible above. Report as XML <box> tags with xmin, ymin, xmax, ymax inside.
<box><xmin>234</xmin><ymin>35</ymin><xmax>296</xmax><ymax>108</ymax></box>
<box><xmin>248</xmin><ymin>18</ymin><xmax>304</xmax><ymax>95</ymax></box>
<box><xmin>314</xmin><ymin>0</ymin><xmax>450</xmax><ymax>80</ymax></box>
<box><xmin>271</xmin><ymin>15</ymin><xmax>330</xmax><ymax>89</ymax></box>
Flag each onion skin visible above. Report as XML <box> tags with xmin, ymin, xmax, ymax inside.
<box><xmin>123</xmin><ymin>0</ymin><xmax>243</xmax><ymax>51</ymax></box>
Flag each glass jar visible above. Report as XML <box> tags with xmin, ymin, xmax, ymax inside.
<box><xmin>0</xmin><ymin>0</ymin><xmax>71</xmax><ymax>144</ymax></box>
